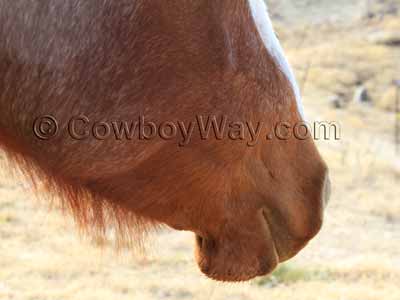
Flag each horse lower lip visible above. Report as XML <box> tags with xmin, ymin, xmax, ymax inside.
<box><xmin>261</xmin><ymin>208</ymin><xmax>280</xmax><ymax>261</ymax></box>
<box><xmin>196</xmin><ymin>234</ymin><xmax>204</xmax><ymax>249</ymax></box>
<box><xmin>261</xmin><ymin>208</ymin><xmax>272</xmax><ymax>230</ymax></box>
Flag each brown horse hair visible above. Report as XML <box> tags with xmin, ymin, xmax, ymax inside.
<box><xmin>0</xmin><ymin>130</ymin><xmax>159</xmax><ymax>251</ymax></box>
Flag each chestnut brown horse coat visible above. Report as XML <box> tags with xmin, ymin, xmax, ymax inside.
<box><xmin>0</xmin><ymin>0</ymin><xmax>330</xmax><ymax>281</ymax></box>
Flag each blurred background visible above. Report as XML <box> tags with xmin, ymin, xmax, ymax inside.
<box><xmin>1</xmin><ymin>0</ymin><xmax>399</xmax><ymax>299</ymax></box>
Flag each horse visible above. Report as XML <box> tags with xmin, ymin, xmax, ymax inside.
<box><xmin>0</xmin><ymin>0</ymin><xmax>330</xmax><ymax>282</ymax></box>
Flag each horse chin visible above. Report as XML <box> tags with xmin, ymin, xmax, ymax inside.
<box><xmin>193</xmin><ymin>209</ymin><xmax>280</xmax><ymax>282</ymax></box>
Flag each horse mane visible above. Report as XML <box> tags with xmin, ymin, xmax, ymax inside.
<box><xmin>0</xmin><ymin>131</ymin><xmax>159</xmax><ymax>251</ymax></box>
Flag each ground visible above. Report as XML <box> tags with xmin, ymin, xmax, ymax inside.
<box><xmin>1</xmin><ymin>1</ymin><xmax>399</xmax><ymax>299</ymax></box>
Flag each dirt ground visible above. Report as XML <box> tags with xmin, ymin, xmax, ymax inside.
<box><xmin>1</xmin><ymin>1</ymin><xmax>399</xmax><ymax>299</ymax></box>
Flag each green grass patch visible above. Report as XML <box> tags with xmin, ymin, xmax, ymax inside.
<box><xmin>254</xmin><ymin>263</ymin><xmax>332</xmax><ymax>287</ymax></box>
<box><xmin>0</xmin><ymin>213</ymin><xmax>14</xmax><ymax>224</ymax></box>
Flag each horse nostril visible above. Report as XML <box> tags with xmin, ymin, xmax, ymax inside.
<box><xmin>323</xmin><ymin>174</ymin><xmax>331</xmax><ymax>207</ymax></box>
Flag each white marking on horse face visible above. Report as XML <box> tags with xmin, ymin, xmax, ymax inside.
<box><xmin>248</xmin><ymin>0</ymin><xmax>305</xmax><ymax>119</ymax></box>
